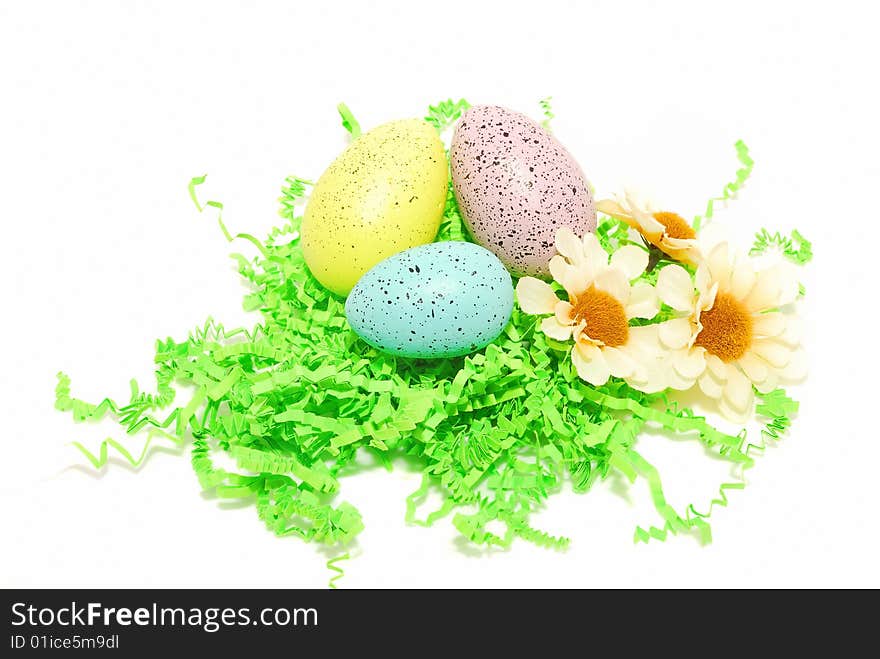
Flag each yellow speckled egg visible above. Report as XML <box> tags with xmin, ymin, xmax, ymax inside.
<box><xmin>301</xmin><ymin>119</ymin><xmax>448</xmax><ymax>296</ymax></box>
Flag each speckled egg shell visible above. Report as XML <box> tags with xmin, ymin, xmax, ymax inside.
<box><xmin>450</xmin><ymin>105</ymin><xmax>596</xmax><ymax>277</ymax></box>
<box><xmin>345</xmin><ymin>241</ymin><xmax>513</xmax><ymax>359</ymax></box>
<box><xmin>301</xmin><ymin>118</ymin><xmax>448</xmax><ymax>296</ymax></box>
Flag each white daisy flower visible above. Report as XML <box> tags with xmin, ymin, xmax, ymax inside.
<box><xmin>597</xmin><ymin>190</ymin><xmax>702</xmax><ymax>265</ymax></box>
<box><xmin>653</xmin><ymin>242</ymin><xmax>806</xmax><ymax>421</ymax></box>
<box><xmin>515</xmin><ymin>227</ymin><xmax>664</xmax><ymax>392</ymax></box>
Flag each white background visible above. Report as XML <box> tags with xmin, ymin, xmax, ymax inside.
<box><xmin>1</xmin><ymin>1</ymin><xmax>877</xmax><ymax>588</ymax></box>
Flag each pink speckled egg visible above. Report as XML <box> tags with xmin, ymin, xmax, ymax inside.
<box><xmin>450</xmin><ymin>105</ymin><xmax>596</xmax><ymax>277</ymax></box>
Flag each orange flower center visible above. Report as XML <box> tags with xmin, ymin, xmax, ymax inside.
<box><xmin>652</xmin><ymin>212</ymin><xmax>696</xmax><ymax>240</ymax></box>
<box><xmin>694</xmin><ymin>292</ymin><xmax>753</xmax><ymax>362</ymax></box>
<box><xmin>570</xmin><ymin>286</ymin><xmax>629</xmax><ymax>347</ymax></box>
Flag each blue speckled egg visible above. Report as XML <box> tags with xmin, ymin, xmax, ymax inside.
<box><xmin>345</xmin><ymin>242</ymin><xmax>513</xmax><ymax>359</ymax></box>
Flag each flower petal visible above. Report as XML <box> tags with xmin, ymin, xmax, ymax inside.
<box><xmin>751</xmin><ymin>339</ymin><xmax>792</xmax><ymax>368</ymax></box>
<box><xmin>659</xmin><ymin>243</ymin><xmax>699</xmax><ymax>264</ymax></box>
<box><xmin>673</xmin><ymin>348</ymin><xmax>707</xmax><ymax>380</ymax></box>
<box><xmin>729</xmin><ymin>259</ymin><xmax>757</xmax><ymax>300</ymax></box>
<box><xmin>706</xmin><ymin>242</ymin><xmax>732</xmax><ymax>291</ymax></box>
<box><xmin>549</xmin><ymin>255</ymin><xmax>589</xmax><ymax>297</ymax></box>
<box><xmin>571</xmin><ymin>319</ymin><xmax>588</xmax><ymax>344</ymax></box>
<box><xmin>697</xmin><ymin>282</ymin><xmax>718</xmax><ymax>314</ymax></box>
<box><xmin>516</xmin><ymin>277</ymin><xmax>558</xmax><ymax>315</ymax></box>
<box><xmin>752</xmin><ymin>312</ymin><xmax>787</xmax><ymax>338</ymax></box>
<box><xmin>656</xmin><ymin>264</ymin><xmax>695</xmax><ymax>311</ymax></box>
<box><xmin>768</xmin><ymin>262</ymin><xmax>800</xmax><ymax>307</ymax></box>
<box><xmin>610</xmin><ymin>245</ymin><xmax>649</xmax><ymax>280</ymax></box>
<box><xmin>554</xmin><ymin>300</ymin><xmax>575</xmax><ymax>326</ymax></box>
<box><xmin>555</xmin><ymin>226</ymin><xmax>584</xmax><ymax>264</ymax></box>
<box><xmin>623</xmin><ymin>327</ymin><xmax>668</xmax><ymax>393</ymax></box>
<box><xmin>594</xmin><ymin>267</ymin><xmax>630</xmax><ymax>304</ymax></box>
<box><xmin>723</xmin><ymin>367</ymin><xmax>753</xmax><ymax>412</ymax></box>
<box><xmin>742</xmin><ymin>275</ymin><xmax>780</xmax><ymax>312</ymax></box>
<box><xmin>541</xmin><ymin>316</ymin><xmax>574</xmax><ymax>341</ymax></box>
<box><xmin>666</xmin><ymin>357</ymin><xmax>697</xmax><ymax>390</ymax></box>
<box><xmin>744</xmin><ymin>262</ymin><xmax>800</xmax><ymax>312</ymax></box>
<box><xmin>755</xmin><ymin>372</ymin><xmax>779</xmax><ymax>394</ymax></box>
<box><xmin>695</xmin><ymin>262</ymin><xmax>712</xmax><ymax>296</ymax></box>
<box><xmin>698</xmin><ymin>369</ymin><xmax>724</xmax><ymax>398</ymax></box>
<box><xmin>623</xmin><ymin>191</ymin><xmax>665</xmax><ymax>236</ymax></box>
<box><xmin>627</xmin><ymin>324</ymin><xmax>663</xmax><ymax>355</ymax></box>
<box><xmin>571</xmin><ymin>343</ymin><xmax>611</xmax><ymax>386</ymax></box>
<box><xmin>777</xmin><ymin>315</ymin><xmax>803</xmax><ymax>346</ymax></box>
<box><xmin>626</xmin><ymin>281</ymin><xmax>660</xmax><ymax>319</ymax></box>
<box><xmin>737</xmin><ymin>352</ymin><xmax>769</xmax><ymax>383</ymax></box>
<box><xmin>695</xmin><ymin>222</ymin><xmax>728</xmax><ymax>258</ymax></box>
<box><xmin>621</xmin><ymin>189</ymin><xmax>649</xmax><ymax>212</ymax></box>
<box><xmin>627</xmin><ymin>362</ymin><xmax>668</xmax><ymax>394</ymax></box>
<box><xmin>705</xmin><ymin>353</ymin><xmax>728</xmax><ymax>380</ymax></box>
<box><xmin>663</xmin><ymin>236</ymin><xmax>699</xmax><ymax>250</ymax></box>
<box><xmin>581</xmin><ymin>233</ymin><xmax>610</xmax><ymax>270</ymax></box>
<box><xmin>602</xmin><ymin>346</ymin><xmax>637</xmax><ymax>378</ymax></box>
<box><xmin>658</xmin><ymin>317</ymin><xmax>692</xmax><ymax>350</ymax></box>
<box><xmin>635</xmin><ymin>215</ymin><xmax>666</xmax><ymax>238</ymax></box>
<box><xmin>718</xmin><ymin>397</ymin><xmax>750</xmax><ymax>424</ymax></box>
<box><xmin>781</xmin><ymin>347</ymin><xmax>808</xmax><ymax>381</ymax></box>
<box><xmin>596</xmin><ymin>199</ymin><xmax>628</xmax><ymax>218</ymax></box>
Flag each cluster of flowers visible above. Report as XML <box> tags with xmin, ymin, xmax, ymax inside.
<box><xmin>516</xmin><ymin>193</ymin><xmax>805</xmax><ymax>422</ymax></box>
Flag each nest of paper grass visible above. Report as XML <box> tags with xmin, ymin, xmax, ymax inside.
<box><xmin>55</xmin><ymin>100</ymin><xmax>805</xmax><ymax>585</ymax></box>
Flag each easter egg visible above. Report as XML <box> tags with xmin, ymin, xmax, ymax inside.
<box><xmin>301</xmin><ymin>119</ymin><xmax>448</xmax><ymax>296</ymax></box>
<box><xmin>345</xmin><ymin>241</ymin><xmax>513</xmax><ymax>359</ymax></box>
<box><xmin>450</xmin><ymin>105</ymin><xmax>597</xmax><ymax>277</ymax></box>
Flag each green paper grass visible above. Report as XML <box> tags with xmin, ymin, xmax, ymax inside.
<box><xmin>692</xmin><ymin>139</ymin><xmax>754</xmax><ymax>231</ymax></box>
<box><xmin>424</xmin><ymin>98</ymin><xmax>471</xmax><ymax>133</ymax></box>
<box><xmin>539</xmin><ymin>96</ymin><xmax>554</xmax><ymax>130</ymax></box>
<box><xmin>750</xmin><ymin>228</ymin><xmax>813</xmax><ymax>265</ymax></box>
<box><xmin>56</xmin><ymin>99</ymin><xmax>810</xmax><ymax>586</ymax></box>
